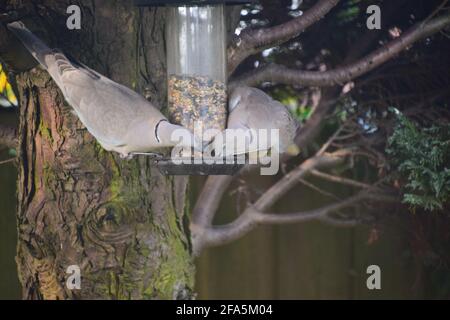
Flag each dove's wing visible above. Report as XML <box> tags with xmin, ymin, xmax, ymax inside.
<box><xmin>58</xmin><ymin>63</ymin><xmax>164</xmax><ymax>148</ymax></box>
<box><xmin>7</xmin><ymin>21</ymin><xmax>167</xmax><ymax>152</ymax></box>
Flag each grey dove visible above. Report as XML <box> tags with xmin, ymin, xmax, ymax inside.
<box><xmin>214</xmin><ymin>86</ymin><xmax>299</xmax><ymax>158</ymax></box>
<box><xmin>7</xmin><ymin>21</ymin><xmax>197</xmax><ymax>158</ymax></box>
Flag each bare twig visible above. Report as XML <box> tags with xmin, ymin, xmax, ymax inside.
<box><xmin>227</xmin><ymin>0</ymin><xmax>340</xmax><ymax>75</ymax></box>
<box><xmin>297</xmin><ymin>177</ymin><xmax>341</xmax><ymax>201</ymax></box>
<box><xmin>316</xmin><ymin>125</ymin><xmax>345</xmax><ymax>155</ymax></box>
<box><xmin>0</xmin><ymin>157</ymin><xmax>15</xmax><ymax>165</ymax></box>
<box><xmin>422</xmin><ymin>0</ymin><xmax>449</xmax><ymax>25</ymax></box>
<box><xmin>229</xmin><ymin>13</ymin><xmax>450</xmax><ymax>89</ymax></box>
<box><xmin>292</xmin><ymin>87</ymin><xmax>342</xmax><ymax>155</ymax></box>
<box><xmin>318</xmin><ymin>215</ymin><xmax>359</xmax><ymax>227</ymax></box>
<box><xmin>310</xmin><ymin>169</ymin><xmax>372</xmax><ymax>189</ymax></box>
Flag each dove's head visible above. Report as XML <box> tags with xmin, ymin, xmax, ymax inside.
<box><xmin>157</xmin><ymin>120</ymin><xmax>203</xmax><ymax>153</ymax></box>
<box><xmin>229</xmin><ymin>86</ymin><xmax>253</xmax><ymax>112</ymax></box>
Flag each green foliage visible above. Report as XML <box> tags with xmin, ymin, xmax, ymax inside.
<box><xmin>270</xmin><ymin>87</ymin><xmax>312</xmax><ymax>123</ymax></box>
<box><xmin>336</xmin><ymin>0</ymin><xmax>362</xmax><ymax>25</ymax></box>
<box><xmin>386</xmin><ymin>110</ymin><xmax>450</xmax><ymax>211</ymax></box>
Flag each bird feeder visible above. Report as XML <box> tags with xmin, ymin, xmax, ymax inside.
<box><xmin>134</xmin><ymin>0</ymin><xmax>253</xmax><ymax>175</ymax></box>
<box><xmin>135</xmin><ymin>0</ymin><xmax>252</xmax><ymax>140</ymax></box>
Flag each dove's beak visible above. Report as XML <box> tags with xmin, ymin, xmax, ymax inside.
<box><xmin>286</xmin><ymin>144</ymin><xmax>300</xmax><ymax>156</ymax></box>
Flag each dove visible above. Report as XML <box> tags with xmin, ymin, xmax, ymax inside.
<box><xmin>7</xmin><ymin>21</ymin><xmax>198</xmax><ymax>158</ymax></box>
<box><xmin>214</xmin><ymin>86</ymin><xmax>299</xmax><ymax>158</ymax></box>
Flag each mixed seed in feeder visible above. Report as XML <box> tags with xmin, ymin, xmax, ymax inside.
<box><xmin>168</xmin><ymin>74</ymin><xmax>227</xmax><ymax>141</ymax></box>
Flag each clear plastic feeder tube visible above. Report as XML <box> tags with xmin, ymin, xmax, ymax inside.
<box><xmin>166</xmin><ymin>4</ymin><xmax>227</xmax><ymax>141</ymax></box>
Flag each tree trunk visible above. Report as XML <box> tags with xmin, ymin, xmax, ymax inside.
<box><xmin>12</xmin><ymin>0</ymin><xmax>194</xmax><ymax>299</ymax></box>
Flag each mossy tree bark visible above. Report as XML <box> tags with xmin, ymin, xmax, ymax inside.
<box><xmin>11</xmin><ymin>0</ymin><xmax>194</xmax><ymax>299</ymax></box>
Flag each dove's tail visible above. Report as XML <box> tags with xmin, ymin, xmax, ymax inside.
<box><xmin>7</xmin><ymin>21</ymin><xmax>52</xmax><ymax>69</ymax></box>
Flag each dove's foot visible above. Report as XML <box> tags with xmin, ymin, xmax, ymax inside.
<box><xmin>130</xmin><ymin>152</ymin><xmax>164</xmax><ymax>159</ymax></box>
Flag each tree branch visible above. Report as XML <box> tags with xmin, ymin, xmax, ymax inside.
<box><xmin>192</xmin><ymin>148</ymin><xmax>354</xmax><ymax>253</ymax></box>
<box><xmin>317</xmin><ymin>215</ymin><xmax>359</xmax><ymax>228</ymax></box>
<box><xmin>190</xmin><ymin>175</ymin><xmax>234</xmax><ymax>244</ymax></box>
<box><xmin>190</xmin><ymin>2</ymin><xmax>446</xmax><ymax>255</ymax></box>
<box><xmin>310</xmin><ymin>169</ymin><xmax>372</xmax><ymax>189</ymax></box>
<box><xmin>282</xmin><ymin>87</ymin><xmax>341</xmax><ymax>163</ymax></box>
<box><xmin>0</xmin><ymin>157</ymin><xmax>15</xmax><ymax>165</ymax></box>
<box><xmin>0</xmin><ymin>123</ymin><xmax>17</xmax><ymax>149</ymax></box>
<box><xmin>254</xmin><ymin>149</ymin><xmax>353</xmax><ymax>211</ymax></box>
<box><xmin>227</xmin><ymin>0</ymin><xmax>340</xmax><ymax>75</ymax></box>
<box><xmin>229</xmin><ymin>12</ymin><xmax>450</xmax><ymax>88</ymax></box>
<box><xmin>199</xmin><ymin>189</ymin><xmax>396</xmax><ymax>248</ymax></box>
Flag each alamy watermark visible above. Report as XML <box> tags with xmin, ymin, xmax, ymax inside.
<box><xmin>367</xmin><ymin>5</ymin><xmax>381</xmax><ymax>30</ymax></box>
<box><xmin>66</xmin><ymin>265</ymin><xmax>81</xmax><ymax>290</ymax></box>
<box><xmin>366</xmin><ymin>265</ymin><xmax>381</xmax><ymax>290</ymax></box>
<box><xmin>170</xmin><ymin>123</ymin><xmax>281</xmax><ymax>176</ymax></box>
<box><xmin>66</xmin><ymin>5</ymin><xmax>81</xmax><ymax>30</ymax></box>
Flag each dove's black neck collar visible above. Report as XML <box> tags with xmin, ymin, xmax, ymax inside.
<box><xmin>155</xmin><ymin>119</ymin><xmax>168</xmax><ymax>143</ymax></box>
